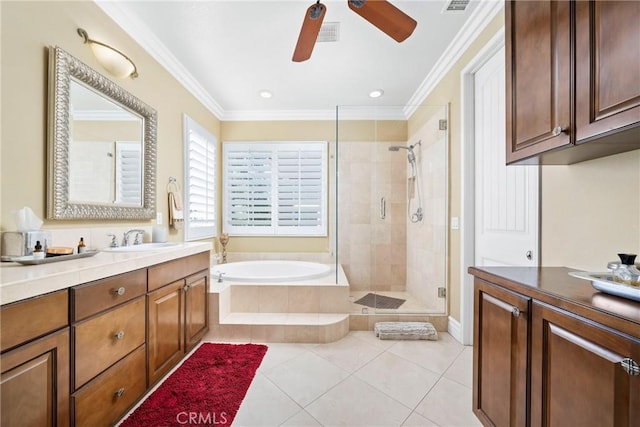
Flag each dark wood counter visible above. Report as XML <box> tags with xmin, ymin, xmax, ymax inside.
<box><xmin>468</xmin><ymin>266</ymin><xmax>640</xmax><ymax>338</ymax></box>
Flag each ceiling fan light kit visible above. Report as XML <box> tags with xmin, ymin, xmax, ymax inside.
<box><xmin>293</xmin><ymin>0</ymin><xmax>417</xmax><ymax>62</ymax></box>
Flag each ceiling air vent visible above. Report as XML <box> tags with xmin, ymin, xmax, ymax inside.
<box><xmin>317</xmin><ymin>22</ymin><xmax>340</xmax><ymax>43</ymax></box>
<box><xmin>443</xmin><ymin>0</ymin><xmax>470</xmax><ymax>13</ymax></box>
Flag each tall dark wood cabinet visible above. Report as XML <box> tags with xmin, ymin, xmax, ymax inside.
<box><xmin>473</xmin><ymin>279</ymin><xmax>530</xmax><ymax>427</ymax></box>
<box><xmin>506</xmin><ymin>0</ymin><xmax>640</xmax><ymax>165</ymax></box>
<box><xmin>506</xmin><ymin>0</ymin><xmax>572</xmax><ymax>164</ymax></box>
<box><xmin>574</xmin><ymin>0</ymin><xmax>640</xmax><ymax>144</ymax></box>
<box><xmin>531</xmin><ymin>301</ymin><xmax>640</xmax><ymax>426</ymax></box>
<box><xmin>470</xmin><ymin>267</ymin><xmax>640</xmax><ymax>427</ymax></box>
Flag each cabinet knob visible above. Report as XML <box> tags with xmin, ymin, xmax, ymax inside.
<box><xmin>114</xmin><ymin>331</ymin><xmax>125</xmax><ymax>340</ymax></box>
<box><xmin>512</xmin><ymin>307</ymin><xmax>521</xmax><ymax>317</ymax></box>
<box><xmin>115</xmin><ymin>387</ymin><xmax>126</xmax><ymax>398</ymax></box>
<box><xmin>183</xmin><ymin>284</ymin><xmax>190</xmax><ymax>292</ymax></box>
<box><xmin>114</xmin><ymin>287</ymin><xmax>126</xmax><ymax>296</ymax></box>
<box><xmin>552</xmin><ymin>126</ymin><xmax>566</xmax><ymax>137</ymax></box>
<box><xmin>621</xmin><ymin>358</ymin><xmax>640</xmax><ymax>376</ymax></box>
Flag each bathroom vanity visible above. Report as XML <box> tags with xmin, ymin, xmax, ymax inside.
<box><xmin>469</xmin><ymin>266</ymin><xmax>640</xmax><ymax>427</ymax></box>
<box><xmin>0</xmin><ymin>243</ymin><xmax>211</xmax><ymax>426</ymax></box>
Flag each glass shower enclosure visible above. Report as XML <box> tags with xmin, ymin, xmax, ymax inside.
<box><xmin>335</xmin><ymin>105</ymin><xmax>449</xmax><ymax>317</ymax></box>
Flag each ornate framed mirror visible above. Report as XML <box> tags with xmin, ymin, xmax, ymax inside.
<box><xmin>47</xmin><ymin>46</ymin><xmax>157</xmax><ymax>220</ymax></box>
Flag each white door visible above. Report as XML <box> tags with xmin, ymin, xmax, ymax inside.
<box><xmin>474</xmin><ymin>46</ymin><xmax>539</xmax><ymax>267</ymax></box>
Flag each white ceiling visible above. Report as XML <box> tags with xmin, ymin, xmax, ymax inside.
<box><xmin>97</xmin><ymin>0</ymin><xmax>502</xmax><ymax>120</ymax></box>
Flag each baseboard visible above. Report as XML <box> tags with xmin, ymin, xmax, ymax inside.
<box><xmin>447</xmin><ymin>316</ymin><xmax>463</xmax><ymax>344</ymax></box>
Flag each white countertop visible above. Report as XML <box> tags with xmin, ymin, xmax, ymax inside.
<box><xmin>0</xmin><ymin>242</ymin><xmax>212</xmax><ymax>305</ymax></box>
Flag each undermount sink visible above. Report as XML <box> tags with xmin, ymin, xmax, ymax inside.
<box><xmin>103</xmin><ymin>242</ymin><xmax>180</xmax><ymax>252</ymax></box>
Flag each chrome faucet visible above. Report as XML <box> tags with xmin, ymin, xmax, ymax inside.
<box><xmin>123</xmin><ymin>229</ymin><xmax>145</xmax><ymax>246</ymax></box>
<box><xmin>217</xmin><ymin>272</ymin><xmax>225</xmax><ymax>283</ymax></box>
<box><xmin>107</xmin><ymin>234</ymin><xmax>119</xmax><ymax>248</ymax></box>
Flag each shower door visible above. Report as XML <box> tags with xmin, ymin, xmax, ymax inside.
<box><xmin>336</xmin><ymin>105</ymin><xmax>449</xmax><ymax>317</ymax></box>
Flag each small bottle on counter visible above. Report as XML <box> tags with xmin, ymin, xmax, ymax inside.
<box><xmin>77</xmin><ymin>237</ymin><xmax>86</xmax><ymax>254</ymax></box>
<box><xmin>33</xmin><ymin>240</ymin><xmax>45</xmax><ymax>259</ymax></box>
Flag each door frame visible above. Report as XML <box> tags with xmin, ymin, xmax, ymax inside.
<box><xmin>458</xmin><ymin>28</ymin><xmax>505</xmax><ymax>346</ymax></box>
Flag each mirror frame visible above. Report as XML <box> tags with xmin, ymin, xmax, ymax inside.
<box><xmin>47</xmin><ymin>46</ymin><xmax>157</xmax><ymax>220</ymax></box>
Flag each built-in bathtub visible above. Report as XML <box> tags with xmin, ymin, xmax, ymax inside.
<box><xmin>208</xmin><ymin>260</ymin><xmax>351</xmax><ymax>343</ymax></box>
<box><xmin>211</xmin><ymin>260</ymin><xmax>345</xmax><ymax>284</ymax></box>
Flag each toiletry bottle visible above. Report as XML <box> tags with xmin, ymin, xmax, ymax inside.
<box><xmin>613</xmin><ymin>253</ymin><xmax>640</xmax><ymax>286</ymax></box>
<box><xmin>33</xmin><ymin>241</ymin><xmax>45</xmax><ymax>259</ymax></box>
<box><xmin>77</xmin><ymin>237</ymin><xmax>86</xmax><ymax>254</ymax></box>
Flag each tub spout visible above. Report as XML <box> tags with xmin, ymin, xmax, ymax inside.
<box><xmin>217</xmin><ymin>272</ymin><xmax>225</xmax><ymax>283</ymax></box>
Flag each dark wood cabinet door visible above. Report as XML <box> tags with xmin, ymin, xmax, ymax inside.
<box><xmin>185</xmin><ymin>271</ymin><xmax>209</xmax><ymax>352</ymax></box>
<box><xmin>531</xmin><ymin>301</ymin><xmax>640</xmax><ymax>427</ymax></box>
<box><xmin>473</xmin><ymin>279</ymin><xmax>530</xmax><ymax>427</ymax></box>
<box><xmin>147</xmin><ymin>280</ymin><xmax>185</xmax><ymax>385</ymax></box>
<box><xmin>1</xmin><ymin>328</ymin><xmax>70</xmax><ymax>427</ymax></box>
<box><xmin>575</xmin><ymin>0</ymin><xmax>640</xmax><ymax>144</ymax></box>
<box><xmin>506</xmin><ymin>0</ymin><xmax>572</xmax><ymax>164</ymax></box>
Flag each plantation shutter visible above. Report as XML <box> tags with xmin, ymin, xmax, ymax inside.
<box><xmin>225</xmin><ymin>149</ymin><xmax>273</xmax><ymax>232</ymax></box>
<box><xmin>115</xmin><ymin>141</ymin><xmax>142</xmax><ymax>205</ymax></box>
<box><xmin>223</xmin><ymin>142</ymin><xmax>327</xmax><ymax>236</ymax></box>
<box><xmin>277</xmin><ymin>148</ymin><xmax>324</xmax><ymax>232</ymax></box>
<box><xmin>184</xmin><ymin>115</ymin><xmax>216</xmax><ymax>240</ymax></box>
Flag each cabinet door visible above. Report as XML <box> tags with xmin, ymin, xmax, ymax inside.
<box><xmin>575</xmin><ymin>1</ymin><xmax>640</xmax><ymax>143</ymax></box>
<box><xmin>531</xmin><ymin>302</ymin><xmax>640</xmax><ymax>427</ymax></box>
<box><xmin>1</xmin><ymin>328</ymin><xmax>70</xmax><ymax>427</ymax></box>
<box><xmin>185</xmin><ymin>270</ymin><xmax>209</xmax><ymax>352</ymax></box>
<box><xmin>473</xmin><ymin>279</ymin><xmax>530</xmax><ymax>427</ymax></box>
<box><xmin>506</xmin><ymin>0</ymin><xmax>572</xmax><ymax>164</ymax></box>
<box><xmin>147</xmin><ymin>280</ymin><xmax>185</xmax><ymax>385</ymax></box>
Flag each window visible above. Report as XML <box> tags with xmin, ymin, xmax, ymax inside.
<box><xmin>223</xmin><ymin>141</ymin><xmax>327</xmax><ymax>236</ymax></box>
<box><xmin>183</xmin><ymin>114</ymin><xmax>216</xmax><ymax>240</ymax></box>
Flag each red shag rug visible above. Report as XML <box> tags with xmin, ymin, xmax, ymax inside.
<box><xmin>120</xmin><ymin>343</ymin><xmax>268</xmax><ymax>427</ymax></box>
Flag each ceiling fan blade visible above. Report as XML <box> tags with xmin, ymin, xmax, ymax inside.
<box><xmin>292</xmin><ymin>2</ymin><xmax>327</xmax><ymax>62</ymax></box>
<box><xmin>348</xmin><ymin>0</ymin><xmax>417</xmax><ymax>42</ymax></box>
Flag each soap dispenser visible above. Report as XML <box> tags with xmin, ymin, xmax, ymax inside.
<box><xmin>612</xmin><ymin>253</ymin><xmax>640</xmax><ymax>286</ymax></box>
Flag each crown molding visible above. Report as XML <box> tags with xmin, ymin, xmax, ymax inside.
<box><xmin>403</xmin><ymin>0</ymin><xmax>504</xmax><ymax>118</ymax></box>
<box><xmin>221</xmin><ymin>107</ymin><xmax>407</xmax><ymax>122</ymax></box>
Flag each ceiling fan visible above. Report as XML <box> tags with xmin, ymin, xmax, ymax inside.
<box><xmin>292</xmin><ymin>0</ymin><xmax>418</xmax><ymax>62</ymax></box>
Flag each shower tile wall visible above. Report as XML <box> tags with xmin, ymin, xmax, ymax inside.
<box><xmin>338</xmin><ymin>141</ymin><xmax>407</xmax><ymax>292</ymax></box>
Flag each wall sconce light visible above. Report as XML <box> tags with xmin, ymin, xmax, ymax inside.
<box><xmin>77</xmin><ymin>28</ymin><xmax>138</xmax><ymax>79</ymax></box>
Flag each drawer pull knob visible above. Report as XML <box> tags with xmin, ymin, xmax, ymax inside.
<box><xmin>512</xmin><ymin>307</ymin><xmax>521</xmax><ymax>317</ymax></box>
<box><xmin>552</xmin><ymin>126</ymin><xmax>566</xmax><ymax>137</ymax></box>
<box><xmin>621</xmin><ymin>358</ymin><xmax>640</xmax><ymax>376</ymax></box>
<box><xmin>115</xmin><ymin>387</ymin><xmax>125</xmax><ymax>398</ymax></box>
<box><xmin>114</xmin><ymin>331</ymin><xmax>125</xmax><ymax>340</ymax></box>
<box><xmin>115</xmin><ymin>287</ymin><xmax>126</xmax><ymax>296</ymax></box>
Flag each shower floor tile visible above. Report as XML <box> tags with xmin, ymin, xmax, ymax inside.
<box><xmin>348</xmin><ymin>290</ymin><xmax>440</xmax><ymax>314</ymax></box>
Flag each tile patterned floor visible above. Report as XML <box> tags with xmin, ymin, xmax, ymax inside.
<box><xmin>209</xmin><ymin>331</ymin><xmax>481</xmax><ymax>427</ymax></box>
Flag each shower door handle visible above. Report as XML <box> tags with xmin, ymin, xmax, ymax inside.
<box><xmin>380</xmin><ymin>197</ymin><xmax>386</xmax><ymax>219</ymax></box>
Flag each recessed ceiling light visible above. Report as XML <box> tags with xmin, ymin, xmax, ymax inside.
<box><xmin>259</xmin><ymin>90</ymin><xmax>273</xmax><ymax>99</ymax></box>
<box><xmin>369</xmin><ymin>89</ymin><xmax>384</xmax><ymax>98</ymax></box>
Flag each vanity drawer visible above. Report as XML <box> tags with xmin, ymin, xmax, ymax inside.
<box><xmin>73</xmin><ymin>345</ymin><xmax>146</xmax><ymax>427</ymax></box>
<box><xmin>73</xmin><ymin>297</ymin><xmax>145</xmax><ymax>389</ymax></box>
<box><xmin>1</xmin><ymin>290</ymin><xmax>68</xmax><ymax>352</ymax></box>
<box><xmin>148</xmin><ymin>252</ymin><xmax>209</xmax><ymax>291</ymax></box>
<box><xmin>72</xmin><ymin>269</ymin><xmax>146</xmax><ymax>321</ymax></box>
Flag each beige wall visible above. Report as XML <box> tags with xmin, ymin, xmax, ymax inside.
<box><xmin>1</xmin><ymin>1</ymin><xmax>220</xmax><ymax>246</ymax></box>
<box><xmin>541</xmin><ymin>150</ymin><xmax>640</xmax><ymax>270</ymax></box>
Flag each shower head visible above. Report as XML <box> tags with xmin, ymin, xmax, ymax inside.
<box><xmin>388</xmin><ymin>140</ymin><xmax>421</xmax><ymax>152</ymax></box>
